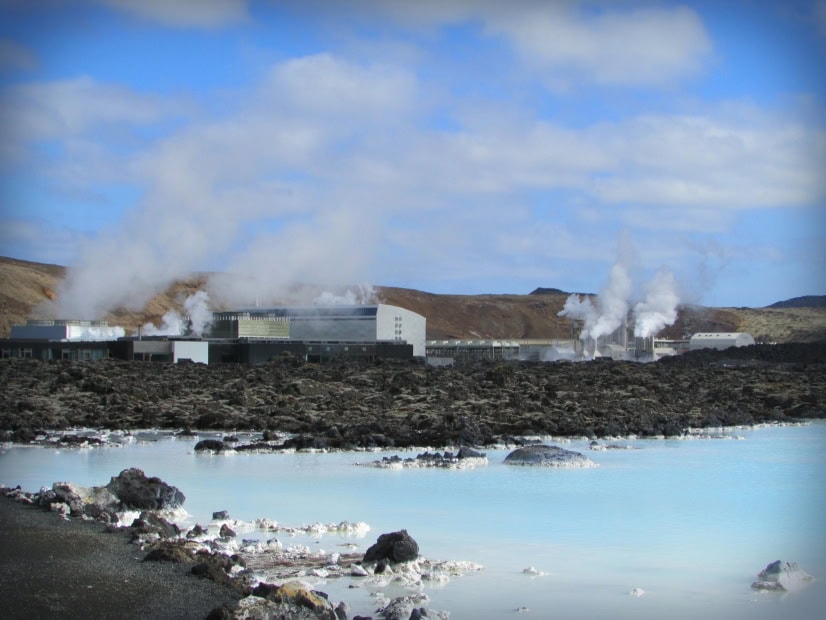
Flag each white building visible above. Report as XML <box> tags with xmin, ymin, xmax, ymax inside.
<box><xmin>130</xmin><ymin>339</ymin><xmax>209</xmax><ymax>364</ymax></box>
<box><xmin>230</xmin><ymin>304</ymin><xmax>426</xmax><ymax>357</ymax></box>
<box><xmin>11</xmin><ymin>319</ymin><xmax>125</xmax><ymax>341</ymax></box>
<box><xmin>689</xmin><ymin>332</ymin><xmax>755</xmax><ymax>351</ymax></box>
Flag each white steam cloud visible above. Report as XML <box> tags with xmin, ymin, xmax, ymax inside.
<box><xmin>141</xmin><ymin>291</ymin><xmax>213</xmax><ymax>337</ymax></box>
<box><xmin>313</xmin><ymin>284</ymin><xmax>378</xmax><ymax>306</ymax></box>
<box><xmin>633</xmin><ymin>270</ymin><xmax>680</xmax><ymax>338</ymax></box>
<box><xmin>558</xmin><ymin>261</ymin><xmax>632</xmax><ymax>354</ymax></box>
<box><xmin>559</xmin><ymin>250</ymin><xmax>681</xmax><ymax>355</ymax></box>
<box><xmin>72</xmin><ymin>325</ymin><xmax>126</xmax><ymax>341</ymax></box>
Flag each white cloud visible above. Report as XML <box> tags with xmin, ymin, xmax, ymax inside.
<box><xmin>492</xmin><ymin>4</ymin><xmax>712</xmax><ymax>88</ymax></box>
<box><xmin>5</xmin><ymin>46</ymin><xmax>824</xmax><ymax>315</ymax></box>
<box><xmin>0</xmin><ymin>38</ymin><xmax>37</xmax><ymax>71</ymax></box>
<box><xmin>339</xmin><ymin>0</ymin><xmax>712</xmax><ymax>88</ymax></box>
<box><xmin>587</xmin><ymin>110</ymin><xmax>826</xmax><ymax>211</ymax></box>
<box><xmin>0</xmin><ymin>76</ymin><xmax>189</xmax><ymax>141</ymax></box>
<box><xmin>96</xmin><ymin>0</ymin><xmax>248</xmax><ymax>28</ymax></box>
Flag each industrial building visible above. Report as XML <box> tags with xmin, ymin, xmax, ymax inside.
<box><xmin>210</xmin><ymin>312</ymin><xmax>290</xmax><ymax>339</ymax></box>
<box><xmin>1</xmin><ymin>303</ymin><xmax>424</xmax><ymax>365</ymax></box>
<box><xmin>689</xmin><ymin>332</ymin><xmax>755</xmax><ymax>351</ymax></box>
<box><xmin>634</xmin><ymin>337</ymin><xmax>690</xmax><ymax>361</ymax></box>
<box><xmin>227</xmin><ymin>304</ymin><xmax>426</xmax><ymax>357</ymax></box>
<box><xmin>120</xmin><ymin>338</ymin><xmax>210</xmax><ymax>364</ymax></box>
<box><xmin>11</xmin><ymin>319</ymin><xmax>124</xmax><ymax>341</ymax></box>
<box><xmin>426</xmin><ymin>340</ymin><xmax>521</xmax><ymax>366</ymax></box>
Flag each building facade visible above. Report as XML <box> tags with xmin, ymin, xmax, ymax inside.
<box><xmin>689</xmin><ymin>332</ymin><xmax>755</xmax><ymax>351</ymax></box>
<box><xmin>227</xmin><ymin>304</ymin><xmax>426</xmax><ymax>357</ymax></box>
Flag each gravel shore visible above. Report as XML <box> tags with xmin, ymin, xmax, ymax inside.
<box><xmin>0</xmin><ymin>496</ymin><xmax>239</xmax><ymax>619</ymax></box>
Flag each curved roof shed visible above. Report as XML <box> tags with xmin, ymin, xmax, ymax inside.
<box><xmin>689</xmin><ymin>332</ymin><xmax>755</xmax><ymax>351</ymax></box>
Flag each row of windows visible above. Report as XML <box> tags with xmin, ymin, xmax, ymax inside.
<box><xmin>1</xmin><ymin>347</ymin><xmax>107</xmax><ymax>361</ymax></box>
<box><xmin>307</xmin><ymin>345</ymin><xmax>369</xmax><ymax>352</ymax></box>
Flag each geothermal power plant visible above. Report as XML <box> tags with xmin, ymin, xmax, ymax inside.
<box><xmin>1</xmin><ymin>298</ymin><xmax>755</xmax><ymax>366</ymax></box>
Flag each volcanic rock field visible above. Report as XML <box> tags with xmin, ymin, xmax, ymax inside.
<box><xmin>2</xmin><ymin>342</ymin><xmax>825</xmax><ymax>447</ymax></box>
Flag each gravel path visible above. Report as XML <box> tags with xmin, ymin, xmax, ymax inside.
<box><xmin>0</xmin><ymin>496</ymin><xmax>239</xmax><ymax>619</ymax></box>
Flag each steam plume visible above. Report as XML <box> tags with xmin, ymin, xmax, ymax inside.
<box><xmin>633</xmin><ymin>270</ymin><xmax>679</xmax><ymax>338</ymax></box>
<box><xmin>141</xmin><ymin>291</ymin><xmax>213</xmax><ymax>337</ymax></box>
<box><xmin>558</xmin><ymin>261</ymin><xmax>631</xmax><ymax>354</ymax></box>
<box><xmin>559</xmin><ymin>245</ymin><xmax>680</xmax><ymax>356</ymax></box>
<box><xmin>313</xmin><ymin>284</ymin><xmax>378</xmax><ymax>306</ymax></box>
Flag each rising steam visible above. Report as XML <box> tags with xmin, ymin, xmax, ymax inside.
<box><xmin>312</xmin><ymin>284</ymin><xmax>378</xmax><ymax>306</ymax></box>
<box><xmin>633</xmin><ymin>270</ymin><xmax>680</xmax><ymax>338</ymax></box>
<box><xmin>558</xmin><ymin>261</ymin><xmax>632</xmax><ymax>355</ymax></box>
<box><xmin>141</xmin><ymin>291</ymin><xmax>213</xmax><ymax>337</ymax></box>
<box><xmin>559</xmin><ymin>253</ymin><xmax>680</xmax><ymax>356</ymax></box>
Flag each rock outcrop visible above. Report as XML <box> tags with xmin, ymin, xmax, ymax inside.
<box><xmin>357</xmin><ymin>447</ymin><xmax>487</xmax><ymax>469</ymax></box>
<box><xmin>210</xmin><ymin>581</ymin><xmax>341</xmax><ymax>620</ymax></box>
<box><xmin>44</xmin><ymin>468</ymin><xmax>185</xmax><ymax>521</ymax></box>
<box><xmin>751</xmin><ymin>560</ymin><xmax>815</xmax><ymax>592</ymax></box>
<box><xmin>504</xmin><ymin>444</ymin><xmax>596</xmax><ymax>468</ymax></box>
<box><xmin>105</xmin><ymin>468</ymin><xmax>185</xmax><ymax>510</ymax></box>
<box><xmin>363</xmin><ymin>530</ymin><xmax>420</xmax><ymax>564</ymax></box>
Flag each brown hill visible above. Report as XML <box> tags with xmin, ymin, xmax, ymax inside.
<box><xmin>2</xmin><ymin>256</ymin><xmax>825</xmax><ymax>343</ymax></box>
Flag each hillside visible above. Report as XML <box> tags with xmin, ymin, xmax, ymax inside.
<box><xmin>2</xmin><ymin>256</ymin><xmax>825</xmax><ymax>343</ymax></box>
<box><xmin>768</xmin><ymin>295</ymin><xmax>826</xmax><ymax>309</ymax></box>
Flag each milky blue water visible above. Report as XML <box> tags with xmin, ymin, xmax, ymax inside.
<box><xmin>1</xmin><ymin>423</ymin><xmax>824</xmax><ymax>619</ymax></box>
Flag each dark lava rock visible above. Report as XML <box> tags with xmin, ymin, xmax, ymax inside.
<box><xmin>504</xmin><ymin>444</ymin><xmax>596</xmax><ymax>468</ymax></box>
<box><xmin>1</xmin><ymin>344</ymin><xmax>825</xmax><ymax>448</ymax></box>
<box><xmin>457</xmin><ymin>446</ymin><xmax>485</xmax><ymax>459</ymax></box>
<box><xmin>144</xmin><ymin>541</ymin><xmax>195</xmax><ymax>564</ymax></box>
<box><xmin>213</xmin><ymin>510</ymin><xmax>230</xmax><ymax>520</ymax></box>
<box><xmin>363</xmin><ymin>530</ymin><xmax>419</xmax><ymax>564</ymax></box>
<box><xmin>195</xmin><ymin>439</ymin><xmax>226</xmax><ymax>452</ymax></box>
<box><xmin>105</xmin><ymin>468</ymin><xmax>185</xmax><ymax>510</ymax></box>
<box><xmin>129</xmin><ymin>511</ymin><xmax>181</xmax><ymax>540</ymax></box>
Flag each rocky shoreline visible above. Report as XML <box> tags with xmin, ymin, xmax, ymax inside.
<box><xmin>1</xmin><ymin>470</ymin><xmax>483</xmax><ymax>619</ymax></box>
<box><xmin>1</xmin><ymin>342</ymin><xmax>825</xmax><ymax>447</ymax></box>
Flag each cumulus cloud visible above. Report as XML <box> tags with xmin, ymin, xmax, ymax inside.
<box><xmin>96</xmin><ymin>0</ymin><xmax>248</xmax><ymax>28</ymax></box>
<box><xmin>0</xmin><ymin>76</ymin><xmax>189</xmax><ymax>141</ymax></box>
<box><xmin>339</xmin><ymin>0</ymin><xmax>712</xmax><ymax>88</ymax></box>
<box><xmin>2</xmin><ymin>5</ymin><xmax>822</xmax><ymax>317</ymax></box>
<box><xmin>489</xmin><ymin>4</ymin><xmax>712</xmax><ymax>88</ymax></box>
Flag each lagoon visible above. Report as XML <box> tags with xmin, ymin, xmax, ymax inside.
<box><xmin>1</xmin><ymin>423</ymin><xmax>824</xmax><ymax>619</ymax></box>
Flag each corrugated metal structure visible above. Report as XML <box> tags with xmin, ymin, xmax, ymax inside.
<box><xmin>11</xmin><ymin>319</ymin><xmax>125</xmax><ymax>341</ymax></box>
<box><xmin>426</xmin><ymin>340</ymin><xmax>521</xmax><ymax>366</ymax></box>
<box><xmin>124</xmin><ymin>338</ymin><xmax>210</xmax><ymax>364</ymax></box>
<box><xmin>689</xmin><ymin>332</ymin><xmax>755</xmax><ymax>351</ymax></box>
<box><xmin>1</xmin><ymin>339</ymin><xmax>112</xmax><ymax>361</ymax></box>
<box><xmin>210</xmin><ymin>312</ymin><xmax>290</xmax><ymax>339</ymax></box>
<box><xmin>634</xmin><ymin>337</ymin><xmax>690</xmax><ymax>361</ymax></box>
<box><xmin>229</xmin><ymin>304</ymin><xmax>426</xmax><ymax>357</ymax></box>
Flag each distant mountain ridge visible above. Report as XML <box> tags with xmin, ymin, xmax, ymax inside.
<box><xmin>2</xmin><ymin>256</ymin><xmax>825</xmax><ymax>343</ymax></box>
<box><xmin>767</xmin><ymin>295</ymin><xmax>826</xmax><ymax>309</ymax></box>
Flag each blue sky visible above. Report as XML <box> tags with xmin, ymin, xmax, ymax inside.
<box><xmin>1</xmin><ymin>0</ymin><xmax>824</xmax><ymax>317</ymax></box>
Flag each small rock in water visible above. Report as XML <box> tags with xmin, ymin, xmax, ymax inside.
<box><xmin>212</xmin><ymin>510</ymin><xmax>230</xmax><ymax>520</ymax></box>
<box><xmin>522</xmin><ymin>566</ymin><xmax>545</xmax><ymax>576</ymax></box>
<box><xmin>219</xmin><ymin>523</ymin><xmax>236</xmax><ymax>538</ymax></box>
<box><xmin>629</xmin><ymin>587</ymin><xmax>645</xmax><ymax>597</ymax></box>
<box><xmin>363</xmin><ymin>529</ymin><xmax>419</xmax><ymax>564</ymax></box>
<box><xmin>504</xmin><ymin>444</ymin><xmax>596</xmax><ymax>468</ymax></box>
<box><xmin>350</xmin><ymin>563</ymin><xmax>369</xmax><ymax>577</ymax></box>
